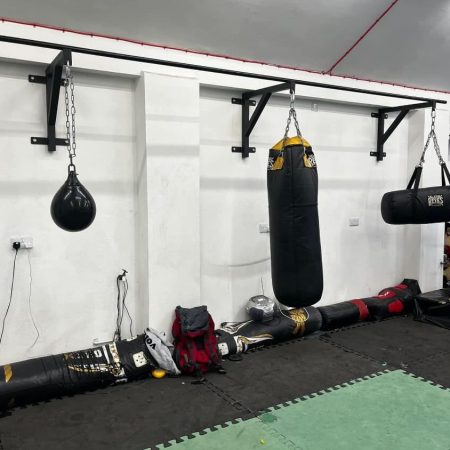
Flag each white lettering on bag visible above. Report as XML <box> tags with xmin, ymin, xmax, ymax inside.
<box><xmin>428</xmin><ymin>194</ymin><xmax>444</xmax><ymax>207</ymax></box>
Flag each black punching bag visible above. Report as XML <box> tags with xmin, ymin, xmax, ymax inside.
<box><xmin>51</xmin><ymin>165</ymin><xmax>96</xmax><ymax>232</ymax></box>
<box><xmin>267</xmin><ymin>136</ymin><xmax>323</xmax><ymax>307</ymax></box>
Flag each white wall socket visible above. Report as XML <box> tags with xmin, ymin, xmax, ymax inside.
<box><xmin>10</xmin><ymin>236</ymin><xmax>33</xmax><ymax>249</ymax></box>
<box><xmin>349</xmin><ymin>218</ymin><xmax>360</xmax><ymax>227</ymax></box>
<box><xmin>259</xmin><ymin>223</ymin><xmax>270</xmax><ymax>233</ymax></box>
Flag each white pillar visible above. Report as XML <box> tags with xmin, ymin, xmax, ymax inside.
<box><xmin>403</xmin><ymin>106</ymin><xmax>450</xmax><ymax>291</ymax></box>
<box><xmin>135</xmin><ymin>71</ymin><xmax>201</xmax><ymax>335</ymax></box>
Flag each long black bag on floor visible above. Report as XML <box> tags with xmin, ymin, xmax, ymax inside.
<box><xmin>0</xmin><ymin>335</ymin><xmax>156</xmax><ymax>410</ymax></box>
<box><xmin>381</xmin><ymin>107</ymin><xmax>450</xmax><ymax>224</ymax></box>
<box><xmin>267</xmin><ymin>92</ymin><xmax>323</xmax><ymax>307</ymax></box>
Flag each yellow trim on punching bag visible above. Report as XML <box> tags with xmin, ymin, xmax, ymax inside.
<box><xmin>3</xmin><ymin>364</ymin><xmax>12</xmax><ymax>383</ymax></box>
<box><xmin>271</xmin><ymin>136</ymin><xmax>311</xmax><ymax>151</ymax></box>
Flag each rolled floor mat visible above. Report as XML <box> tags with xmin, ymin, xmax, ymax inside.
<box><xmin>0</xmin><ymin>335</ymin><xmax>156</xmax><ymax>410</ymax></box>
<box><xmin>216</xmin><ymin>306</ymin><xmax>322</xmax><ymax>356</ymax></box>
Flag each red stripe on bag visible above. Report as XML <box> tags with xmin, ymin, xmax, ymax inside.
<box><xmin>388</xmin><ymin>300</ymin><xmax>404</xmax><ymax>314</ymax></box>
<box><xmin>350</xmin><ymin>300</ymin><xmax>369</xmax><ymax>321</ymax></box>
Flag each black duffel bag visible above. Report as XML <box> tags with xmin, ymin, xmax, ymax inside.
<box><xmin>381</xmin><ymin>107</ymin><xmax>450</xmax><ymax>225</ymax></box>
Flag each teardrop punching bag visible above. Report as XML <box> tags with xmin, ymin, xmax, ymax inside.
<box><xmin>50</xmin><ymin>62</ymin><xmax>96</xmax><ymax>232</ymax></box>
<box><xmin>51</xmin><ymin>165</ymin><xmax>96</xmax><ymax>232</ymax></box>
<box><xmin>267</xmin><ymin>92</ymin><xmax>323</xmax><ymax>307</ymax></box>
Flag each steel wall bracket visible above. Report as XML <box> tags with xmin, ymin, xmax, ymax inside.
<box><xmin>371</xmin><ymin>100</ymin><xmax>435</xmax><ymax>161</ymax></box>
<box><xmin>29</xmin><ymin>48</ymin><xmax>72</xmax><ymax>152</ymax></box>
<box><xmin>232</xmin><ymin>81</ymin><xmax>293</xmax><ymax>158</ymax></box>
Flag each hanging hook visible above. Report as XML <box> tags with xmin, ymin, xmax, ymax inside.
<box><xmin>290</xmin><ymin>82</ymin><xmax>296</xmax><ymax>104</ymax></box>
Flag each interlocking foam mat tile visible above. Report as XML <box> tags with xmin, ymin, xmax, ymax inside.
<box><xmin>324</xmin><ymin>316</ymin><xmax>450</xmax><ymax>366</ymax></box>
<box><xmin>406</xmin><ymin>350</ymin><xmax>450</xmax><ymax>389</ymax></box>
<box><xmin>0</xmin><ymin>376</ymin><xmax>248</xmax><ymax>450</ymax></box>
<box><xmin>156</xmin><ymin>370</ymin><xmax>450</xmax><ymax>450</ymax></box>
<box><xmin>206</xmin><ymin>337</ymin><xmax>385</xmax><ymax>412</ymax></box>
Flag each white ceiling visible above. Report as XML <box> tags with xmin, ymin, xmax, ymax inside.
<box><xmin>0</xmin><ymin>0</ymin><xmax>449</xmax><ymax>92</ymax></box>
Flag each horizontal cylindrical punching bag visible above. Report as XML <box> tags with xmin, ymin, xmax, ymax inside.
<box><xmin>0</xmin><ymin>335</ymin><xmax>156</xmax><ymax>410</ymax></box>
<box><xmin>318</xmin><ymin>300</ymin><xmax>369</xmax><ymax>331</ymax></box>
<box><xmin>381</xmin><ymin>165</ymin><xmax>450</xmax><ymax>225</ymax></box>
<box><xmin>268</xmin><ymin>136</ymin><xmax>323</xmax><ymax>307</ymax></box>
<box><xmin>216</xmin><ymin>306</ymin><xmax>322</xmax><ymax>356</ymax></box>
<box><xmin>362</xmin><ymin>279</ymin><xmax>420</xmax><ymax>320</ymax></box>
<box><xmin>381</xmin><ymin>106</ymin><xmax>450</xmax><ymax>225</ymax></box>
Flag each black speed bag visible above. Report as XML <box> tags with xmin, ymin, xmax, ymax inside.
<box><xmin>267</xmin><ymin>136</ymin><xmax>323</xmax><ymax>307</ymax></box>
<box><xmin>381</xmin><ymin>164</ymin><xmax>450</xmax><ymax>225</ymax></box>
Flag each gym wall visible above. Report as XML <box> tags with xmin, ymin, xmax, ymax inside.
<box><xmin>0</xmin><ymin>21</ymin><xmax>448</xmax><ymax>364</ymax></box>
<box><xmin>0</xmin><ymin>61</ymin><xmax>141</xmax><ymax>364</ymax></box>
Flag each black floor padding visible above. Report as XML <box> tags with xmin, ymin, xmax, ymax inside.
<box><xmin>207</xmin><ymin>336</ymin><xmax>386</xmax><ymax>413</ymax></box>
<box><xmin>1</xmin><ymin>316</ymin><xmax>449</xmax><ymax>450</ymax></box>
<box><xmin>406</xmin><ymin>350</ymin><xmax>450</xmax><ymax>389</ymax></box>
<box><xmin>0</xmin><ymin>376</ymin><xmax>248</xmax><ymax>450</ymax></box>
<box><xmin>324</xmin><ymin>316</ymin><xmax>450</xmax><ymax>366</ymax></box>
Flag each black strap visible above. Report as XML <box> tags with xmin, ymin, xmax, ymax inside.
<box><xmin>406</xmin><ymin>166</ymin><xmax>422</xmax><ymax>190</ymax></box>
<box><xmin>407</xmin><ymin>163</ymin><xmax>450</xmax><ymax>190</ymax></box>
<box><xmin>442</xmin><ymin>163</ymin><xmax>450</xmax><ymax>186</ymax></box>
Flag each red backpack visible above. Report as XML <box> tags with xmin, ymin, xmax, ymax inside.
<box><xmin>172</xmin><ymin>306</ymin><xmax>225</xmax><ymax>380</ymax></box>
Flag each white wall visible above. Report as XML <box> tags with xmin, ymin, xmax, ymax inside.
<box><xmin>199</xmin><ymin>88</ymin><xmax>419</xmax><ymax>326</ymax></box>
<box><xmin>0</xmin><ymin>61</ymin><xmax>139</xmax><ymax>364</ymax></box>
<box><xmin>0</xmin><ymin>22</ymin><xmax>448</xmax><ymax>364</ymax></box>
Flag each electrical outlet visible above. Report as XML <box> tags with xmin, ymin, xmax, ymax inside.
<box><xmin>133</xmin><ymin>352</ymin><xmax>147</xmax><ymax>368</ymax></box>
<box><xmin>259</xmin><ymin>223</ymin><xmax>270</xmax><ymax>233</ymax></box>
<box><xmin>349</xmin><ymin>218</ymin><xmax>360</xmax><ymax>227</ymax></box>
<box><xmin>10</xmin><ymin>236</ymin><xmax>33</xmax><ymax>249</ymax></box>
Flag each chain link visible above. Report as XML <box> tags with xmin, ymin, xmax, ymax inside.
<box><xmin>418</xmin><ymin>107</ymin><xmax>444</xmax><ymax>167</ymax></box>
<box><xmin>64</xmin><ymin>63</ymin><xmax>77</xmax><ymax>168</ymax></box>
<box><xmin>283</xmin><ymin>89</ymin><xmax>302</xmax><ymax>142</ymax></box>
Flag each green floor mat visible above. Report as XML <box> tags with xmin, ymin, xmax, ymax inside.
<box><xmin>155</xmin><ymin>419</ymin><xmax>297</xmax><ymax>450</ymax></box>
<box><xmin>154</xmin><ymin>370</ymin><xmax>450</xmax><ymax>450</ymax></box>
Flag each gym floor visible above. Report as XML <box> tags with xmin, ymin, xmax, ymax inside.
<box><xmin>1</xmin><ymin>315</ymin><xmax>449</xmax><ymax>450</ymax></box>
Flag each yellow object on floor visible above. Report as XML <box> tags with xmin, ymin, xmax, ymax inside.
<box><xmin>152</xmin><ymin>369</ymin><xmax>167</xmax><ymax>379</ymax></box>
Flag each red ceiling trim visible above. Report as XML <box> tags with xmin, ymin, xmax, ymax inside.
<box><xmin>325</xmin><ymin>0</ymin><xmax>400</xmax><ymax>75</ymax></box>
<box><xmin>0</xmin><ymin>15</ymin><xmax>449</xmax><ymax>95</ymax></box>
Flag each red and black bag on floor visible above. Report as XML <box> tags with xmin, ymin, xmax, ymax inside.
<box><xmin>172</xmin><ymin>306</ymin><xmax>224</xmax><ymax>379</ymax></box>
<box><xmin>319</xmin><ymin>300</ymin><xmax>369</xmax><ymax>331</ymax></box>
<box><xmin>362</xmin><ymin>279</ymin><xmax>421</xmax><ymax>319</ymax></box>
<box><xmin>318</xmin><ymin>279</ymin><xmax>421</xmax><ymax>330</ymax></box>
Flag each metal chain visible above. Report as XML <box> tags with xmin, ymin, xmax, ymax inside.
<box><xmin>283</xmin><ymin>89</ymin><xmax>302</xmax><ymax>142</ymax></box>
<box><xmin>64</xmin><ymin>63</ymin><xmax>77</xmax><ymax>168</ymax></box>
<box><xmin>418</xmin><ymin>107</ymin><xmax>444</xmax><ymax>167</ymax></box>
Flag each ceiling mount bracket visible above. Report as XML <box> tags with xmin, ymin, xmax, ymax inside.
<box><xmin>371</xmin><ymin>100</ymin><xmax>436</xmax><ymax>162</ymax></box>
<box><xmin>232</xmin><ymin>81</ymin><xmax>293</xmax><ymax>158</ymax></box>
<box><xmin>29</xmin><ymin>48</ymin><xmax>72</xmax><ymax>152</ymax></box>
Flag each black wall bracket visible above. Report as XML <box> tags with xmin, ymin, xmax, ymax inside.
<box><xmin>29</xmin><ymin>48</ymin><xmax>72</xmax><ymax>152</ymax></box>
<box><xmin>371</xmin><ymin>100</ymin><xmax>436</xmax><ymax>161</ymax></box>
<box><xmin>232</xmin><ymin>81</ymin><xmax>294</xmax><ymax>158</ymax></box>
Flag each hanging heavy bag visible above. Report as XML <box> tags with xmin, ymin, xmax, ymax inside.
<box><xmin>381</xmin><ymin>107</ymin><xmax>450</xmax><ymax>225</ymax></box>
<box><xmin>267</xmin><ymin>88</ymin><xmax>323</xmax><ymax>307</ymax></box>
